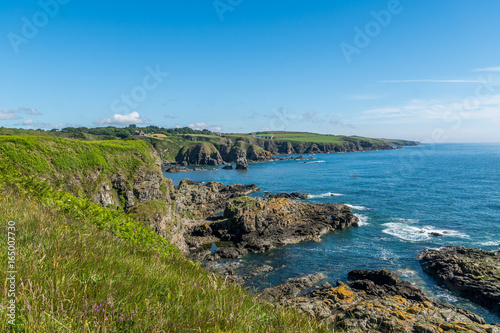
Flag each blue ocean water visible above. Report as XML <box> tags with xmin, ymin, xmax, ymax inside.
<box><xmin>165</xmin><ymin>143</ymin><xmax>500</xmax><ymax>323</ymax></box>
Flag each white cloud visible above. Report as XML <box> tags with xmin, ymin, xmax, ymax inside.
<box><xmin>21</xmin><ymin>120</ymin><xmax>63</xmax><ymax>129</ymax></box>
<box><xmin>188</xmin><ymin>122</ymin><xmax>222</xmax><ymax>132</ymax></box>
<box><xmin>329</xmin><ymin>118</ymin><xmax>355</xmax><ymax>129</ymax></box>
<box><xmin>361</xmin><ymin>94</ymin><xmax>500</xmax><ymax>122</ymax></box>
<box><xmin>19</xmin><ymin>107</ymin><xmax>41</xmax><ymax>115</ymax></box>
<box><xmin>302</xmin><ymin>111</ymin><xmax>316</xmax><ymax>120</ymax></box>
<box><xmin>94</xmin><ymin>111</ymin><xmax>147</xmax><ymax>126</ymax></box>
<box><xmin>0</xmin><ymin>109</ymin><xmax>19</xmax><ymax>120</ymax></box>
<box><xmin>473</xmin><ymin>66</ymin><xmax>500</xmax><ymax>72</ymax></box>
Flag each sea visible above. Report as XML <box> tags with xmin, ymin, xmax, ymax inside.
<box><xmin>164</xmin><ymin>143</ymin><xmax>500</xmax><ymax>323</ymax></box>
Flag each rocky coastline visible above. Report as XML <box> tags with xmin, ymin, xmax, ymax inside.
<box><xmin>419</xmin><ymin>246</ymin><xmax>500</xmax><ymax>314</ymax></box>
<box><xmin>166</xmin><ymin>139</ymin><xmax>418</xmax><ymax>170</ymax></box>
<box><xmin>164</xmin><ymin>179</ymin><xmax>499</xmax><ymax>331</ymax></box>
<box><xmin>54</xmin><ymin>140</ymin><xmax>497</xmax><ymax>331</ymax></box>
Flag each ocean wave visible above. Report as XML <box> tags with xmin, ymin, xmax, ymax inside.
<box><xmin>304</xmin><ymin>160</ymin><xmax>326</xmax><ymax>163</ymax></box>
<box><xmin>382</xmin><ymin>223</ymin><xmax>469</xmax><ymax>242</ymax></box>
<box><xmin>308</xmin><ymin>192</ymin><xmax>344</xmax><ymax>198</ymax></box>
<box><xmin>379</xmin><ymin>248</ymin><xmax>398</xmax><ymax>262</ymax></box>
<box><xmin>476</xmin><ymin>241</ymin><xmax>499</xmax><ymax>247</ymax></box>
<box><xmin>346</xmin><ymin>204</ymin><xmax>370</xmax><ymax>211</ymax></box>
<box><xmin>394</xmin><ymin>268</ymin><xmax>418</xmax><ymax>279</ymax></box>
<box><xmin>392</xmin><ymin>217</ymin><xmax>419</xmax><ymax>224</ymax></box>
<box><xmin>354</xmin><ymin>213</ymin><xmax>369</xmax><ymax>226</ymax></box>
<box><xmin>435</xmin><ymin>289</ymin><xmax>459</xmax><ymax>303</ymax></box>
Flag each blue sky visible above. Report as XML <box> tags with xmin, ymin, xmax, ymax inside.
<box><xmin>1</xmin><ymin>0</ymin><xmax>500</xmax><ymax>142</ymax></box>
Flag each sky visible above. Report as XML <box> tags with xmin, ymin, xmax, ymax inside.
<box><xmin>1</xmin><ymin>0</ymin><xmax>500</xmax><ymax>143</ymax></box>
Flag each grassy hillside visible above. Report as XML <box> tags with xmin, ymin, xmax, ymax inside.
<box><xmin>0</xmin><ymin>127</ymin><xmax>419</xmax><ymax>166</ymax></box>
<box><xmin>0</xmin><ymin>172</ymin><xmax>334</xmax><ymax>332</ymax></box>
<box><xmin>0</xmin><ymin>136</ymin><xmax>156</xmax><ymax>181</ymax></box>
<box><xmin>249</xmin><ymin>131</ymin><xmax>417</xmax><ymax>146</ymax></box>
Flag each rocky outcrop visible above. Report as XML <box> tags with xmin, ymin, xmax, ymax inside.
<box><xmin>175</xmin><ymin>142</ymin><xmax>224</xmax><ymax>166</ymax></box>
<box><xmin>267</xmin><ymin>192</ymin><xmax>308</xmax><ymax>200</ymax></box>
<box><xmin>164</xmin><ymin>165</ymin><xmax>189</xmax><ymax>173</ymax></box>
<box><xmin>257</xmin><ymin>270</ymin><xmax>499</xmax><ymax>333</ymax></box>
<box><xmin>419</xmin><ymin>246</ymin><xmax>500</xmax><ymax>314</ymax></box>
<box><xmin>174</xmin><ymin>179</ymin><xmax>261</xmax><ymax>217</ymax></box>
<box><xmin>186</xmin><ymin>196</ymin><xmax>358</xmax><ymax>259</ymax></box>
<box><xmin>235</xmin><ymin>157</ymin><xmax>248</xmax><ymax>170</ymax></box>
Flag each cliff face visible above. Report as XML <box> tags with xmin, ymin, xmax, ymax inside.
<box><xmin>172</xmin><ymin>134</ymin><xmax>419</xmax><ymax>166</ymax></box>
<box><xmin>175</xmin><ymin>142</ymin><xmax>224</xmax><ymax>165</ymax></box>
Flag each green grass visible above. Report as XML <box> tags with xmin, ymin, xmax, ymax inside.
<box><xmin>0</xmin><ymin>173</ymin><xmax>334</xmax><ymax>333</ymax></box>
<box><xmin>0</xmin><ymin>136</ymin><xmax>155</xmax><ymax>179</ymax></box>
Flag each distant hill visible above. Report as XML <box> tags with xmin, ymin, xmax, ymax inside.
<box><xmin>0</xmin><ymin>126</ymin><xmax>419</xmax><ymax>166</ymax></box>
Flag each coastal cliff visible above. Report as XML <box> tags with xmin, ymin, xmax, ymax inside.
<box><xmin>172</xmin><ymin>132</ymin><xmax>419</xmax><ymax>166</ymax></box>
<box><xmin>4</xmin><ymin>134</ymin><xmax>497</xmax><ymax>333</ymax></box>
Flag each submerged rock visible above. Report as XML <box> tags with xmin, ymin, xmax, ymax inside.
<box><xmin>419</xmin><ymin>246</ymin><xmax>500</xmax><ymax>314</ymax></box>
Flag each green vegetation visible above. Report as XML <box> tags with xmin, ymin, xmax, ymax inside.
<box><xmin>0</xmin><ymin>127</ymin><xmax>419</xmax><ymax>167</ymax></box>
<box><xmin>249</xmin><ymin>131</ymin><xmax>417</xmax><ymax>146</ymax></box>
<box><xmin>0</xmin><ymin>136</ymin><xmax>155</xmax><ymax>180</ymax></box>
<box><xmin>0</xmin><ymin>172</ymin><xmax>332</xmax><ymax>332</ymax></box>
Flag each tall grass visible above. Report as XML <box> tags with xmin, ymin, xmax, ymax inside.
<box><xmin>0</xmin><ymin>174</ymin><xmax>332</xmax><ymax>332</ymax></box>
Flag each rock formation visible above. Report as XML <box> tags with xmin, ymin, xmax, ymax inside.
<box><xmin>175</xmin><ymin>142</ymin><xmax>224</xmax><ymax>166</ymax></box>
<box><xmin>235</xmin><ymin>157</ymin><xmax>248</xmax><ymax>170</ymax></box>
<box><xmin>419</xmin><ymin>246</ymin><xmax>500</xmax><ymax>314</ymax></box>
<box><xmin>257</xmin><ymin>270</ymin><xmax>500</xmax><ymax>333</ymax></box>
<box><xmin>267</xmin><ymin>192</ymin><xmax>309</xmax><ymax>199</ymax></box>
<box><xmin>186</xmin><ymin>196</ymin><xmax>358</xmax><ymax>259</ymax></box>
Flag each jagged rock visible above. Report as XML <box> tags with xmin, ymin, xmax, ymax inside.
<box><xmin>222</xmin><ymin>164</ymin><xmax>233</xmax><ymax>170</ymax></box>
<box><xmin>174</xmin><ymin>180</ymin><xmax>260</xmax><ymax>217</ymax></box>
<box><xmin>249</xmin><ymin>265</ymin><xmax>274</xmax><ymax>276</ymax></box>
<box><xmin>186</xmin><ymin>197</ymin><xmax>358</xmax><ymax>258</ymax></box>
<box><xmin>419</xmin><ymin>246</ymin><xmax>500</xmax><ymax>314</ymax></box>
<box><xmin>166</xmin><ymin>166</ymin><xmax>189</xmax><ymax>172</ymax></box>
<box><xmin>175</xmin><ymin>142</ymin><xmax>224</xmax><ymax>166</ymax></box>
<box><xmin>235</xmin><ymin>157</ymin><xmax>248</xmax><ymax>170</ymax></box>
<box><xmin>258</xmin><ymin>273</ymin><xmax>327</xmax><ymax>303</ymax></box>
<box><xmin>259</xmin><ymin>269</ymin><xmax>499</xmax><ymax>333</ymax></box>
<box><xmin>268</xmin><ymin>192</ymin><xmax>308</xmax><ymax>200</ymax></box>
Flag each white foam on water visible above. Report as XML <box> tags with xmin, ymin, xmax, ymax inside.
<box><xmin>382</xmin><ymin>222</ymin><xmax>469</xmax><ymax>242</ymax></box>
<box><xmin>476</xmin><ymin>241</ymin><xmax>499</xmax><ymax>247</ymax></box>
<box><xmin>308</xmin><ymin>192</ymin><xmax>344</xmax><ymax>198</ymax></box>
<box><xmin>346</xmin><ymin>204</ymin><xmax>370</xmax><ymax>211</ymax></box>
<box><xmin>354</xmin><ymin>213</ymin><xmax>369</xmax><ymax>226</ymax></box>
<box><xmin>394</xmin><ymin>268</ymin><xmax>418</xmax><ymax>279</ymax></box>
<box><xmin>435</xmin><ymin>289</ymin><xmax>459</xmax><ymax>303</ymax></box>
<box><xmin>392</xmin><ymin>217</ymin><xmax>420</xmax><ymax>224</ymax></box>
<box><xmin>379</xmin><ymin>248</ymin><xmax>398</xmax><ymax>262</ymax></box>
<box><xmin>305</xmin><ymin>160</ymin><xmax>326</xmax><ymax>163</ymax></box>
